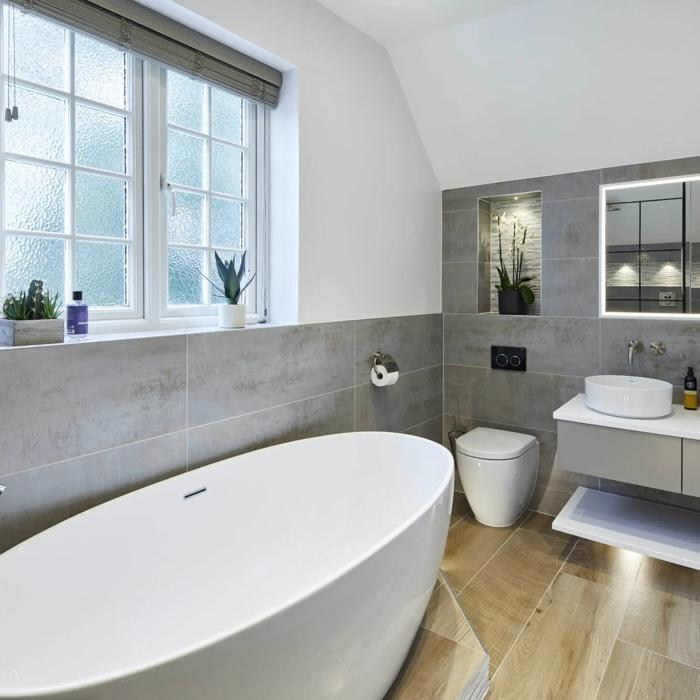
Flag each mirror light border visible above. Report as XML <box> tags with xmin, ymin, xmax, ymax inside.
<box><xmin>599</xmin><ymin>173</ymin><xmax>700</xmax><ymax>319</ymax></box>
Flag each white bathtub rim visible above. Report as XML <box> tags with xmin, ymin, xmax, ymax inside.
<box><xmin>1</xmin><ymin>432</ymin><xmax>454</xmax><ymax>699</ymax></box>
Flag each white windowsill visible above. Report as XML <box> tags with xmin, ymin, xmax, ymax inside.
<box><xmin>0</xmin><ymin>316</ymin><xmax>288</xmax><ymax>350</ymax></box>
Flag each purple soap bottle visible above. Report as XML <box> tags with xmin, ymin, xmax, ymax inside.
<box><xmin>66</xmin><ymin>291</ymin><xmax>88</xmax><ymax>335</ymax></box>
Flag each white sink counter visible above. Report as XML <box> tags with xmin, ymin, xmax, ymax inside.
<box><xmin>554</xmin><ymin>394</ymin><xmax>700</xmax><ymax>440</ymax></box>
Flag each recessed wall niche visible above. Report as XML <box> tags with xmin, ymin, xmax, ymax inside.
<box><xmin>477</xmin><ymin>192</ymin><xmax>542</xmax><ymax>314</ymax></box>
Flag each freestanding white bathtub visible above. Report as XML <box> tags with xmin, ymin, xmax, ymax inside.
<box><xmin>0</xmin><ymin>432</ymin><xmax>453</xmax><ymax>699</ymax></box>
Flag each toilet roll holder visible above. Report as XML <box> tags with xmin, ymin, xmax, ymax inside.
<box><xmin>371</xmin><ymin>351</ymin><xmax>399</xmax><ymax>382</ymax></box>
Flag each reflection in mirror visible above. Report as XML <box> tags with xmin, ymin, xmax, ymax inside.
<box><xmin>603</xmin><ymin>177</ymin><xmax>700</xmax><ymax>314</ymax></box>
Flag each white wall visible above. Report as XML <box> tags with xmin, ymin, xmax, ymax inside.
<box><xmin>145</xmin><ymin>0</ymin><xmax>442</xmax><ymax>323</ymax></box>
<box><xmin>389</xmin><ymin>0</ymin><xmax>700</xmax><ymax>190</ymax></box>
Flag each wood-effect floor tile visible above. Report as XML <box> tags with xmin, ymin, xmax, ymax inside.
<box><xmin>563</xmin><ymin>539</ymin><xmax>643</xmax><ymax>590</ymax></box>
<box><xmin>519</xmin><ymin>511</ymin><xmax>573</xmax><ymax>542</ymax></box>
<box><xmin>450</xmin><ymin>491</ymin><xmax>471</xmax><ymax>528</ymax></box>
<box><xmin>422</xmin><ymin>580</ymin><xmax>483</xmax><ymax>652</ymax></box>
<box><xmin>489</xmin><ymin>572</ymin><xmax>627</xmax><ymax>699</ymax></box>
<box><xmin>596</xmin><ymin>640</ymin><xmax>700</xmax><ymax>699</ymax></box>
<box><xmin>441</xmin><ymin>514</ymin><xmax>521</xmax><ymax>592</ymax></box>
<box><xmin>385</xmin><ymin>627</ymin><xmax>487</xmax><ymax>700</ymax></box>
<box><xmin>618</xmin><ymin>560</ymin><xmax>700</xmax><ymax>669</ymax></box>
<box><xmin>456</xmin><ymin>529</ymin><xmax>575</xmax><ymax>671</ymax></box>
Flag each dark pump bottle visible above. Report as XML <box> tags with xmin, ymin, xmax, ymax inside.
<box><xmin>684</xmin><ymin>367</ymin><xmax>698</xmax><ymax>411</ymax></box>
<box><xmin>66</xmin><ymin>291</ymin><xmax>88</xmax><ymax>335</ymax></box>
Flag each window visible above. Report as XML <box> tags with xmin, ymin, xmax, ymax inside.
<box><xmin>0</xmin><ymin>7</ymin><xmax>267</xmax><ymax>329</ymax></box>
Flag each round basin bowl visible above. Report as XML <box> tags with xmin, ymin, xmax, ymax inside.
<box><xmin>585</xmin><ymin>375</ymin><xmax>673</xmax><ymax>419</ymax></box>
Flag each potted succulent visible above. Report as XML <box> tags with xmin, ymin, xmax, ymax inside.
<box><xmin>0</xmin><ymin>280</ymin><xmax>63</xmax><ymax>346</ymax></box>
<box><xmin>494</xmin><ymin>213</ymin><xmax>535</xmax><ymax>315</ymax></box>
<box><xmin>209</xmin><ymin>251</ymin><xmax>256</xmax><ymax>329</ymax></box>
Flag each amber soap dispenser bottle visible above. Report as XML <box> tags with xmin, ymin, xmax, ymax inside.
<box><xmin>684</xmin><ymin>367</ymin><xmax>698</xmax><ymax>410</ymax></box>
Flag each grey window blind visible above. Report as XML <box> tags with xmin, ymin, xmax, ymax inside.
<box><xmin>18</xmin><ymin>0</ymin><xmax>282</xmax><ymax>107</ymax></box>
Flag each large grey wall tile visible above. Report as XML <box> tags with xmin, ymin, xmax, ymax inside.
<box><xmin>404</xmin><ymin>415</ymin><xmax>443</xmax><ymax>444</ymax></box>
<box><xmin>443</xmin><ymin>263</ymin><xmax>478</xmax><ymax>313</ymax></box>
<box><xmin>442</xmin><ymin>169</ymin><xmax>600</xmax><ymax>211</ymax></box>
<box><xmin>187</xmin><ymin>322</ymin><xmax>354</xmax><ymax>427</ymax></box>
<box><xmin>602</xmin><ymin>156</ymin><xmax>700</xmax><ymax>184</ymax></box>
<box><xmin>0</xmin><ymin>337</ymin><xmax>187</xmax><ymax>475</ymax></box>
<box><xmin>443</xmin><ymin>209</ymin><xmax>478</xmax><ymax>262</ymax></box>
<box><xmin>188</xmin><ymin>388</ymin><xmax>354</xmax><ymax>469</ymax></box>
<box><xmin>601</xmin><ymin>318</ymin><xmax>700</xmax><ymax>385</ymax></box>
<box><xmin>356</xmin><ymin>365</ymin><xmax>442</xmax><ymax>433</ymax></box>
<box><xmin>541</xmin><ymin>258</ymin><xmax>598</xmax><ymax>317</ymax></box>
<box><xmin>542</xmin><ymin>197</ymin><xmax>599</xmax><ymax>259</ymax></box>
<box><xmin>0</xmin><ymin>431</ymin><xmax>187</xmax><ymax>553</ymax></box>
<box><xmin>444</xmin><ymin>364</ymin><xmax>583</xmax><ymax>432</ymax></box>
<box><xmin>444</xmin><ymin>314</ymin><xmax>600</xmax><ymax>376</ymax></box>
<box><xmin>355</xmin><ymin>314</ymin><xmax>442</xmax><ymax>383</ymax></box>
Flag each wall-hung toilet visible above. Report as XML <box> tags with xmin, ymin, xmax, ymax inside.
<box><xmin>455</xmin><ymin>427</ymin><xmax>539</xmax><ymax>527</ymax></box>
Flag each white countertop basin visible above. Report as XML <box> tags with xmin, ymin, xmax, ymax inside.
<box><xmin>553</xmin><ymin>394</ymin><xmax>700</xmax><ymax>440</ymax></box>
<box><xmin>584</xmin><ymin>375</ymin><xmax>673</xmax><ymax>419</ymax></box>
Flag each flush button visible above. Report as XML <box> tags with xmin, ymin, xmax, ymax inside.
<box><xmin>495</xmin><ymin>353</ymin><xmax>509</xmax><ymax>367</ymax></box>
<box><xmin>491</xmin><ymin>346</ymin><xmax>527</xmax><ymax>372</ymax></box>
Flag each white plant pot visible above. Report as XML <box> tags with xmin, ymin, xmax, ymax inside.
<box><xmin>218</xmin><ymin>303</ymin><xmax>246</xmax><ymax>329</ymax></box>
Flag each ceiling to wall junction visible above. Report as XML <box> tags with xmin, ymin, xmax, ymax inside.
<box><xmin>319</xmin><ymin>0</ymin><xmax>700</xmax><ymax>190</ymax></box>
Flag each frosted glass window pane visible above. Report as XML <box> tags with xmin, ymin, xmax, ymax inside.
<box><xmin>5</xmin><ymin>161</ymin><xmax>66</xmax><ymax>233</ymax></box>
<box><xmin>168</xmin><ymin>247</ymin><xmax>204</xmax><ymax>305</ymax></box>
<box><xmin>167</xmin><ymin>129</ymin><xmax>204</xmax><ymax>188</ymax></box>
<box><xmin>167</xmin><ymin>70</ymin><xmax>205</xmax><ymax>133</ymax></box>
<box><xmin>211</xmin><ymin>142</ymin><xmax>243</xmax><ymax>197</ymax></box>
<box><xmin>211</xmin><ymin>197</ymin><xmax>243</xmax><ymax>249</ymax></box>
<box><xmin>5</xmin><ymin>235</ymin><xmax>65</xmax><ymax>299</ymax></box>
<box><xmin>5</xmin><ymin>8</ymin><xmax>67</xmax><ymax>90</ymax></box>
<box><xmin>4</xmin><ymin>84</ymin><xmax>67</xmax><ymax>162</ymax></box>
<box><xmin>75</xmin><ymin>173</ymin><xmax>126</xmax><ymax>238</ymax></box>
<box><xmin>75</xmin><ymin>104</ymin><xmax>126</xmax><ymax>173</ymax></box>
<box><xmin>211</xmin><ymin>88</ymin><xmax>243</xmax><ymax>144</ymax></box>
<box><xmin>75</xmin><ymin>242</ymin><xmax>127</xmax><ymax>307</ymax></box>
<box><xmin>167</xmin><ymin>191</ymin><xmax>204</xmax><ymax>245</ymax></box>
<box><xmin>75</xmin><ymin>34</ymin><xmax>127</xmax><ymax>109</ymax></box>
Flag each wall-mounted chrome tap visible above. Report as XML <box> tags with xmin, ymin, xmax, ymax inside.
<box><xmin>650</xmin><ymin>340</ymin><xmax>666</xmax><ymax>357</ymax></box>
<box><xmin>0</xmin><ymin>484</ymin><xmax>5</xmax><ymax>497</ymax></box>
<box><xmin>627</xmin><ymin>339</ymin><xmax>643</xmax><ymax>365</ymax></box>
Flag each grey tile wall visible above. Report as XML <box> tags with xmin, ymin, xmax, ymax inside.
<box><xmin>442</xmin><ymin>155</ymin><xmax>700</xmax><ymax>515</ymax></box>
<box><xmin>0</xmin><ymin>314</ymin><xmax>443</xmax><ymax>552</ymax></box>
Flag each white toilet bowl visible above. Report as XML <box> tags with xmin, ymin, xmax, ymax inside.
<box><xmin>455</xmin><ymin>427</ymin><xmax>539</xmax><ymax>527</ymax></box>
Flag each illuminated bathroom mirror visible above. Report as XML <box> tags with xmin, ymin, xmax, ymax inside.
<box><xmin>601</xmin><ymin>175</ymin><xmax>700</xmax><ymax>316</ymax></box>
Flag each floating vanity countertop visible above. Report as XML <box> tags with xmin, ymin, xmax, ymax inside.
<box><xmin>554</xmin><ymin>394</ymin><xmax>700</xmax><ymax>440</ymax></box>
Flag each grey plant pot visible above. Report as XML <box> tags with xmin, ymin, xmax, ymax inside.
<box><xmin>0</xmin><ymin>319</ymin><xmax>65</xmax><ymax>346</ymax></box>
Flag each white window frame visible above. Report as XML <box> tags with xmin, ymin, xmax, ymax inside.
<box><xmin>0</xmin><ymin>10</ymin><xmax>270</xmax><ymax>334</ymax></box>
<box><xmin>0</xmin><ymin>17</ymin><xmax>143</xmax><ymax>321</ymax></box>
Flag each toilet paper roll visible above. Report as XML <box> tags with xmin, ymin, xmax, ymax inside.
<box><xmin>371</xmin><ymin>364</ymin><xmax>399</xmax><ymax>387</ymax></box>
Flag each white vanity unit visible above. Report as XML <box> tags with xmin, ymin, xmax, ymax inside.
<box><xmin>552</xmin><ymin>394</ymin><xmax>700</xmax><ymax>570</ymax></box>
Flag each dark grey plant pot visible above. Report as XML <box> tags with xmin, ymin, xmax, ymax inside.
<box><xmin>498</xmin><ymin>289</ymin><xmax>527</xmax><ymax>315</ymax></box>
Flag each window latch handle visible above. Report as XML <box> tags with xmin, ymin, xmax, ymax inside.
<box><xmin>160</xmin><ymin>176</ymin><xmax>176</xmax><ymax>218</ymax></box>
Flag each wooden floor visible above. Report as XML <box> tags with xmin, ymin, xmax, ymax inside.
<box><xmin>443</xmin><ymin>492</ymin><xmax>700</xmax><ymax>699</ymax></box>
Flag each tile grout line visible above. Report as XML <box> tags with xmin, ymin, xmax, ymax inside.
<box><xmin>352</xmin><ymin>320</ymin><xmax>357</xmax><ymax>432</ymax></box>
<box><xmin>437</xmin><ymin>572</ymin><xmax>489</xmax><ymax>656</ymax></box>
<box><xmin>452</xmin><ymin>520</ymin><xmax>527</xmax><ymax>597</ymax></box>
<box><xmin>190</xmin><ymin>385</ymin><xmax>357</xmax><ymax>431</ymax></box>
<box><xmin>0</xmin><ymin>427</ymin><xmax>191</xmax><ymax>481</ymax></box>
<box><xmin>403</xmin><ymin>413</ymin><xmax>443</xmax><ymax>435</ymax></box>
<box><xmin>613</xmin><ymin>638</ymin><xmax>700</xmax><ymax>674</ymax></box>
<box><xmin>590</xmin><ymin>562</ymin><xmax>640</xmax><ymax>699</ymax></box>
<box><xmin>489</xmin><ymin>532</ymin><xmax>580</xmax><ymax>682</ymax></box>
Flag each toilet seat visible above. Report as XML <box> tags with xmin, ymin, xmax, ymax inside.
<box><xmin>456</xmin><ymin>427</ymin><xmax>536</xmax><ymax>460</ymax></box>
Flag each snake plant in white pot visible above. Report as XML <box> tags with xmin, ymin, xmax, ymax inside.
<box><xmin>211</xmin><ymin>251</ymin><xmax>256</xmax><ymax>329</ymax></box>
